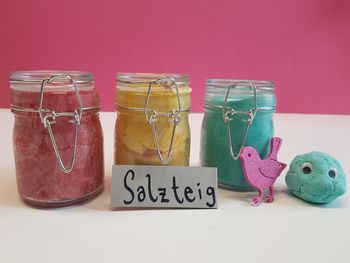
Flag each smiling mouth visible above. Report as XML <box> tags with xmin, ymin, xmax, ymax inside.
<box><xmin>288</xmin><ymin>172</ymin><xmax>336</xmax><ymax>201</ymax></box>
<box><xmin>291</xmin><ymin>188</ymin><xmax>335</xmax><ymax>201</ymax></box>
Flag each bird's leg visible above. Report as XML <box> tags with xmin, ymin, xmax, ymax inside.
<box><xmin>251</xmin><ymin>188</ymin><xmax>263</xmax><ymax>206</ymax></box>
<box><xmin>264</xmin><ymin>186</ymin><xmax>275</xmax><ymax>203</ymax></box>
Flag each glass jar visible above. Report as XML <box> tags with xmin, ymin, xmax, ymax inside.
<box><xmin>200</xmin><ymin>79</ymin><xmax>276</xmax><ymax>190</ymax></box>
<box><xmin>115</xmin><ymin>73</ymin><xmax>191</xmax><ymax>166</ymax></box>
<box><xmin>10</xmin><ymin>71</ymin><xmax>104</xmax><ymax>207</ymax></box>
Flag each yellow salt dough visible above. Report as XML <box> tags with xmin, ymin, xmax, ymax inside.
<box><xmin>117</xmin><ymin>115</ymin><xmax>187</xmax><ymax>154</ymax></box>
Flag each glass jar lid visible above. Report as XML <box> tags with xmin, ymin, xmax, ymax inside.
<box><xmin>10</xmin><ymin>70</ymin><xmax>99</xmax><ymax>111</ymax></box>
<box><xmin>204</xmin><ymin>79</ymin><xmax>276</xmax><ymax>111</ymax></box>
<box><xmin>206</xmin><ymin>79</ymin><xmax>274</xmax><ymax>93</ymax></box>
<box><xmin>10</xmin><ymin>70</ymin><xmax>95</xmax><ymax>92</ymax></box>
<box><xmin>115</xmin><ymin>73</ymin><xmax>191</xmax><ymax>111</ymax></box>
<box><xmin>117</xmin><ymin>73</ymin><xmax>189</xmax><ymax>87</ymax></box>
<box><xmin>10</xmin><ymin>70</ymin><xmax>94</xmax><ymax>84</ymax></box>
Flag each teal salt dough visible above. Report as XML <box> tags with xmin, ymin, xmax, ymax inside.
<box><xmin>285</xmin><ymin>152</ymin><xmax>346</xmax><ymax>204</ymax></box>
<box><xmin>200</xmin><ymin>92</ymin><xmax>276</xmax><ymax>189</ymax></box>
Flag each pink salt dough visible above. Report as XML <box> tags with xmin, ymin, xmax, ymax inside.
<box><xmin>239</xmin><ymin>137</ymin><xmax>287</xmax><ymax>205</ymax></box>
<box><xmin>12</xmin><ymin>90</ymin><xmax>104</xmax><ymax>206</ymax></box>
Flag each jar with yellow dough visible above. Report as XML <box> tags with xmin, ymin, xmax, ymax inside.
<box><xmin>115</xmin><ymin>73</ymin><xmax>191</xmax><ymax>166</ymax></box>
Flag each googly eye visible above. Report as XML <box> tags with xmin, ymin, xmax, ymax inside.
<box><xmin>328</xmin><ymin>168</ymin><xmax>338</xmax><ymax>178</ymax></box>
<box><xmin>301</xmin><ymin>162</ymin><xmax>313</xmax><ymax>174</ymax></box>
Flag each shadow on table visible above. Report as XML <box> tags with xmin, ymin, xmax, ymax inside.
<box><xmin>283</xmin><ymin>190</ymin><xmax>346</xmax><ymax>209</ymax></box>
<box><xmin>219</xmin><ymin>186</ymin><xmax>347</xmax><ymax>209</ymax></box>
<box><xmin>82</xmin><ymin>173</ymin><xmax>113</xmax><ymax>212</ymax></box>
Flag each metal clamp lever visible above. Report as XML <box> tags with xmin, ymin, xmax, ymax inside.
<box><xmin>222</xmin><ymin>81</ymin><xmax>257</xmax><ymax>160</ymax></box>
<box><xmin>38</xmin><ymin>75</ymin><xmax>83</xmax><ymax>174</ymax></box>
<box><xmin>144</xmin><ymin>77</ymin><xmax>182</xmax><ymax>164</ymax></box>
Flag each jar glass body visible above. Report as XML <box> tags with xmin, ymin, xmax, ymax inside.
<box><xmin>115</xmin><ymin>73</ymin><xmax>191</xmax><ymax>166</ymax></box>
<box><xmin>10</xmin><ymin>71</ymin><xmax>104</xmax><ymax>207</ymax></box>
<box><xmin>200</xmin><ymin>80</ymin><xmax>276</xmax><ymax>190</ymax></box>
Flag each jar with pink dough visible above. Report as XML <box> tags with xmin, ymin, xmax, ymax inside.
<box><xmin>10</xmin><ymin>71</ymin><xmax>104</xmax><ymax>207</ymax></box>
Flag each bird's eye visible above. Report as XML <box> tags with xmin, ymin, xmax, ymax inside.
<box><xmin>301</xmin><ymin>162</ymin><xmax>313</xmax><ymax>174</ymax></box>
<box><xmin>328</xmin><ymin>168</ymin><xmax>338</xmax><ymax>178</ymax></box>
<box><xmin>248</xmin><ymin>153</ymin><xmax>252</xmax><ymax>157</ymax></box>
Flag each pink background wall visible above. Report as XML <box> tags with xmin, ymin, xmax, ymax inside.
<box><xmin>1</xmin><ymin>0</ymin><xmax>349</xmax><ymax>114</ymax></box>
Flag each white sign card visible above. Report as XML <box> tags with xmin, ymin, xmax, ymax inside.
<box><xmin>111</xmin><ymin>165</ymin><xmax>218</xmax><ymax>209</ymax></box>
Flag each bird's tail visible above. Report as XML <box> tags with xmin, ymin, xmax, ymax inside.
<box><xmin>268</xmin><ymin>137</ymin><xmax>283</xmax><ymax>160</ymax></box>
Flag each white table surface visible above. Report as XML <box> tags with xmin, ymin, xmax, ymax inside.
<box><xmin>1</xmin><ymin>108</ymin><xmax>350</xmax><ymax>263</ymax></box>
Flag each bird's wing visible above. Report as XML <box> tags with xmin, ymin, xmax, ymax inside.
<box><xmin>258</xmin><ymin>159</ymin><xmax>285</xmax><ymax>179</ymax></box>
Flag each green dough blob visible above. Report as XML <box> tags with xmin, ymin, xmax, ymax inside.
<box><xmin>200</xmin><ymin>92</ymin><xmax>276</xmax><ymax>190</ymax></box>
<box><xmin>285</xmin><ymin>151</ymin><xmax>346</xmax><ymax>204</ymax></box>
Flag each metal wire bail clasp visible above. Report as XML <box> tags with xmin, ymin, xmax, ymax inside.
<box><xmin>222</xmin><ymin>81</ymin><xmax>258</xmax><ymax>160</ymax></box>
<box><xmin>38</xmin><ymin>75</ymin><xmax>83</xmax><ymax>174</ymax></box>
<box><xmin>144</xmin><ymin>77</ymin><xmax>182</xmax><ymax>164</ymax></box>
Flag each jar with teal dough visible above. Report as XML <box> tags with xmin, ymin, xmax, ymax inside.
<box><xmin>200</xmin><ymin>80</ymin><xmax>276</xmax><ymax>190</ymax></box>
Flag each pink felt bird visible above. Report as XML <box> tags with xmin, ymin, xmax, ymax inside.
<box><xmin>239</xmin><ymin>137</ymin><xmax>287</xmax><ymax>205</ymax></box>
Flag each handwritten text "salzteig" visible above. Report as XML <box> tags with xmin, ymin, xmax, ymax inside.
<box><xmin>123</xmin><ymin>169</ymin><xmax>216</xmax><ymax>208</ymax></box>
